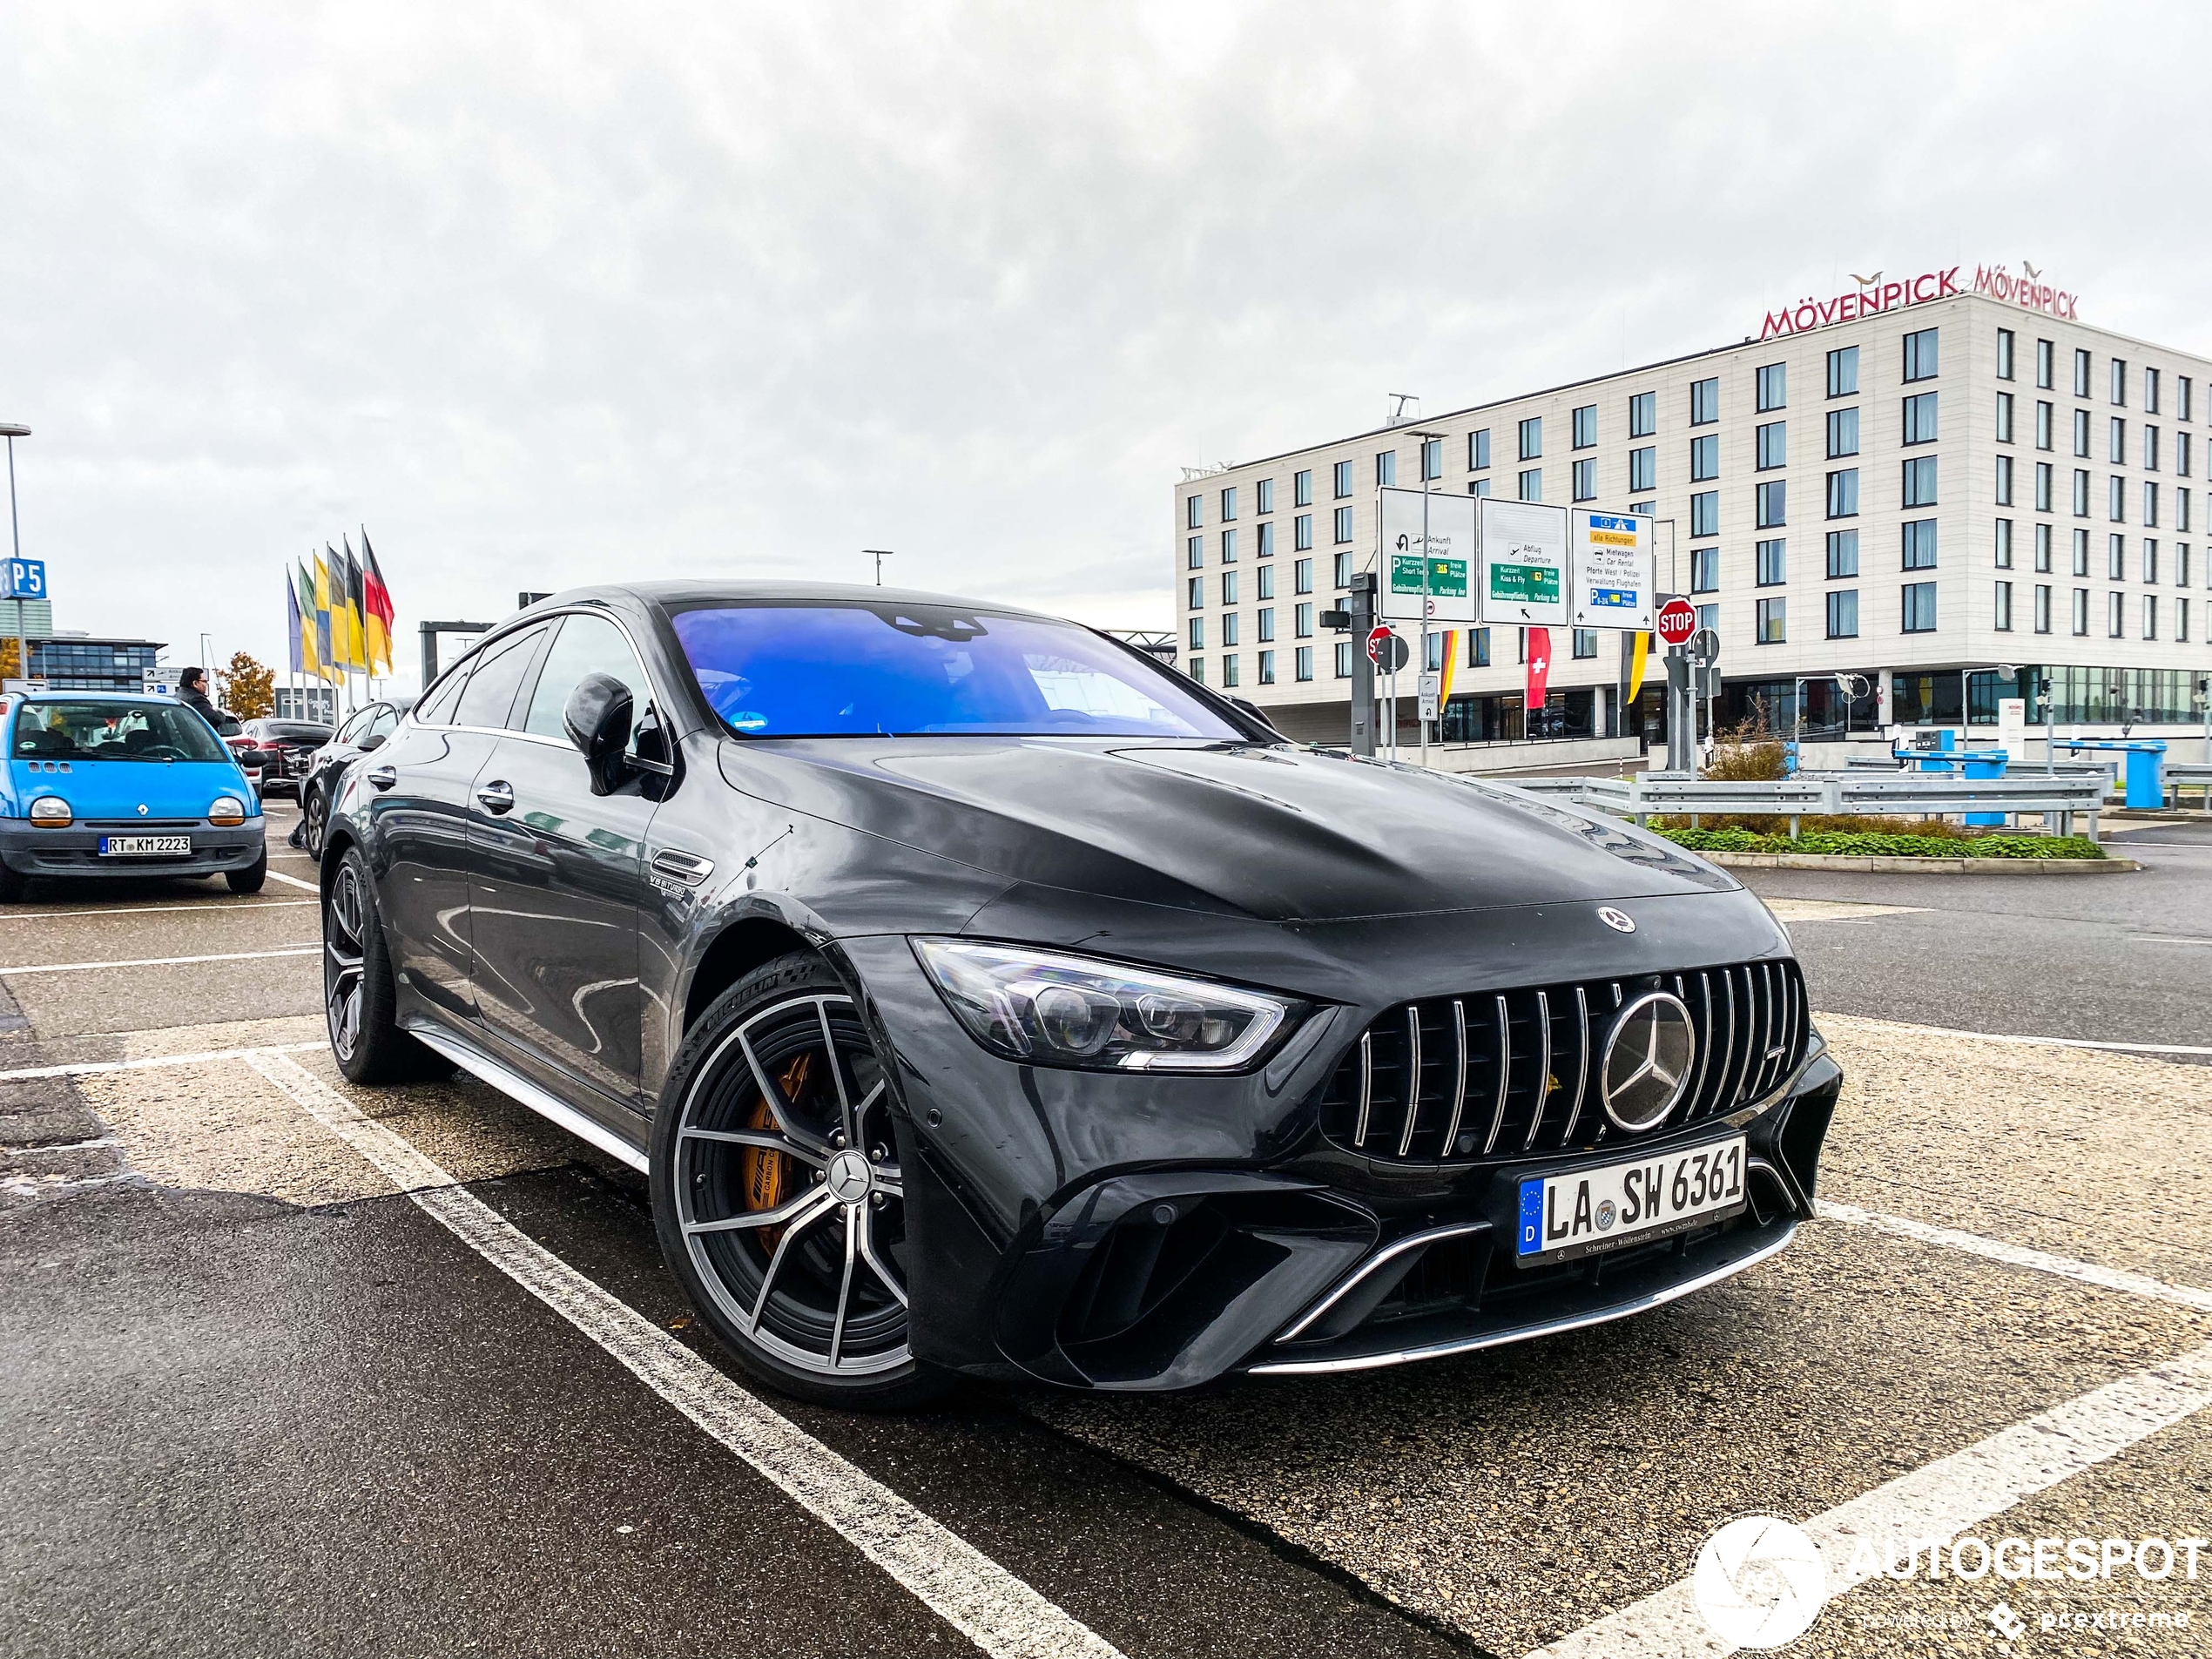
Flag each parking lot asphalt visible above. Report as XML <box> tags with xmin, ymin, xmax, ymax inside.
<box><xmin>3</xmin><ymin>799</ymin><xmax>2208</xmax><ymax>1657</ymax></box>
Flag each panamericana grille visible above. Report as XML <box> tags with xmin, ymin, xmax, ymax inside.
<box><xmin>1318</xmin><ymin>960</ymin><xmax>1807</xmax><ymax>1164</ymax></box>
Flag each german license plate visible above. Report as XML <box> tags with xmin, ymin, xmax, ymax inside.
<box><xmin>98</xmin><ymin>835</ymin><xmax>192</xmax><ymax>857</ymax></box>
<box><xmin>1516</xmin><ymin>1136</ymin><xmax>1747</xmax><ymax>1265</ymax></box>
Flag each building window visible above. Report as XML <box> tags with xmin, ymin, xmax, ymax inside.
<box><xmin>1257</xmin><ymin>521</ymin><xmax>1275</xmax><ymax>558</ymax></box>
<box><xmin>1826</xmin><ymin>529</ymin><xmax>1859</xmax><ymax>577</ymax></box>
<box><xmin>1221</xmin><ymin>570</ymin><xmax>1239</xmax><ymax>605</ymax></box>
<box><xmin>1826</xmin><ymin>408</ymin><xmax>1858</xmax><ymax>458</ymax></box>
<box><xmin>2036</xmin><ymin>338</ymin><xmax>2054</xmax><ymax>389</ymax></box>
<box><xmin>2073</xmin><ymin>469</ymin><xmax>2090</xmax><ymax>516</ymax></box>
<box><xmin>2180</xmin><ymin>597</ymin><xmax>2191</xmax><ymax>642</ymax></box>
<box><xmin>1994</xmin><ymin>581</ymin><xmax>2013</xmax><ymax>631</ymax></box>
<box><xmin>1294</xmin><ymin>469</ymin><xmax>1312</xmax><ymax>507</ymax></box>
<box><xmin>1756</xmin><ymin>597</ymin><xmax>1786</xmax><ymax>644</ymax></box>
<box><xmin>2073</xmin><ymin>528</ymin><xmax>2089</xmax><ymax>576</ymax></box>
<box><xmin>1825</xmin><ymin>590</ymin><xmax>1858</xmax><ymax>637</ymax></box>
<box><xmin>1469</xmin><ymin>479</ymin><xmax>1491</xmax><ymax>497</ymax></box>
<box><xmin>1629</xmin><ymin>446</ymin><xmax>1656</xmax><ymax>492</ymax></box>
<box><xmin>2181</xmin><ymin>433</ymin><xmax>2194</xmax><ymax>478</ymax></box>
<box><xmin>1186</xmin><ymin>496</ymin><xmax>1203</xmax><ymax>529</ymax></box>
<box><xmin>2144</xmin><ymin>481</ymin><xmax>2160</xmax><ymax>527</ymax></box>
<box><xmin>2110</xmin><ymin>416</ymin><xmax>2127</xmax><ymax>464</ymax></box>
<box><xmin>2035</xmin><ymin>400</ymin><xmax>2053</xmax><ymax>450</ymax></box>
<box><xmin>1690</xmin><ymin>377</ymin><xmax>1719</xmax><ymax>425</ymax></box>
<box><xmin>1221</xmin><ymin>529</ymin><xmax>1238</xmax><ymax>563</ymax></box>
<box><xmin>1187</xmin><ymin>617</ymin><xmax>1204</xmax><ymax>650</ymax></box>
<box><xmin>1188</xmin><ymin>657</ymin><xmax>1204</xmax><ymax>684</ymax></box>
<box><xmin>1757</xmin><ymin>421</ymin><xmax>1787</xmax><ymax>469</ymax></box>
<box><xmin>1997</xmin><ymin>328</ymin><xmax>2015</xmax><ymax>381</ymax></box>
<box><xmin>1255</xmin><ymin>477</ymin><xmax>1274</xmax><ymax>515</ymax></box>
<box><xmin>2180</xmin><ymin>543</ymin><xmax>2193</xmax><ymax>588</ymax></box>
<box><xmin>1470</xmin><ymin>628</ymin><xmax>1491</xmax><ymax>667</ymax></box>
<box><xmin>2071</xmin><ymin>588</ymin><xmax>2088</xmax><ymax>634</ymax></box>
<box><xmin>1903</xmin><ymin>327</ymin><xmax>1939</xmax><ymax>382</ymax></box>
<box><xmin>2107</xmin><ymin>591</ymin><xmax>2124</xmax><ymax>637</ymax></box>
<box><xmin>1518</xmin><ymin>416</ymin><xmax>1542</xmax><ymax>461</ymax></box>
<box><xmin>2034</xmin><ymin>523</ymin><xmax>2052</xmax><ymax>572</ymax></box>
<box><xmin>2109</xmin><ymin>475</ymin><xmax>2125</xmax><ymax>523</ymax></box>
<box><xmin>1333</xmin><ymin>506</ymin><xmax>1353</xmax><ymax>543</ymax></box>
<box><xmin>2181</xmin><ymin>376</ymin><xmax>2195</xmax><ymax>421</ymax></box>
<box><xmin>1690</xmin><ymin>545</ymin><xmax>1719</xmax><ymax>592</ymax></box>
<box><xmin>1629</xmin><ymin>499</ymin><xmax>1653</xmax><ymax>516</ymax></box>
<box><xmin>1256</xmin><ymin>606</ymin><xmax>1275</xmax><ymax>641</ymax></box>
<box><xmin>1420</xmin><ymin>438</ymin><xmax>1442</xmax><ymax>481</ymax></box>
<box><xmin>1187</xmin><ymin>536</ymin><xmax>1203</xmax><ymax>570</ymax></box>
<box><xmin>1827</xmin><ymin>346</ymin><xmax>1858</xmax><ymax>397</ymax></box>
<box><xmin>1187</xmin><ymin>577</ymin><xmax>1204</xmax><ymax>610</ymax></box>
<box><xmin>1902</xmin><ymin>456</ymin><xmax>1938</xmax><ymax>508</ymax></box>
<box><xmin>1572</xmin><ymin>405</ymin><xmax>1596</xmax><ymax>448</ymax></box>
<box><xmin>1333</xmin><ymin>550</ymin><xmax>1353</xmax><ymax>587</ymax></box>
<box><xmin>1572</xmin><ymin>458</ymin><xmax>1596</xmax><ymax>501</ymax></box>
<box><xmin>1223</xmin><ymin>653</ymin><xmax>1240</xmax><ymax>687</ymax></box>
<box><xmin>1756</xmin><ymin>538</ymin><xmax>1787</xmax><ymax>585</ymax></box>
<box><xmin>1629</xmin><ymin>391</ymin><xmax>1656</xmax><ymax>438</ymax></box>
<box><xmin>1902</xmin><ymin>581</ymin><xmax>1938</xmax><ymax>632</ymax></box>
<box><xmin>1294</xmin><ymin>601</ymin><xmax>1313</xmax><ymax>636</ymax></box>
<box><xmin>2033</xmin><ymin>583</ymin><xmax>2051</xmax><ymax>633</ymax></box>
<box><xmin>1220</xmin><ymin>486</ymin><xmax>1238</xmax><ymax>522</ymax></box>
<box><xmin>2074</xmin><ymin>408</ymin><xmax>2090</xmax><ymax>457</ymax></box>
<box><xmin>1222</xmin><ymin>613</ymin><xmax>1240</xmax><ymax>646</ymax></box>
<box><xmin>1996</xmin><ymin>391</ymin><xmax>2014</xmax><ymax>443</ymax></box>
<box><xmin>2035</xmin><ymin>462</ymin><xmax>2053</xmax><ymax>512</ymax></box>
<box><xmin>1825</xmin><ymin>468</ymin><xmax>1859</xmax><ymax>518</ymax></box>
<box><xmin>1256</xmin><ymin>563</ymin><xmax>1275</xmax><ymax>599</ymax></box>
<box><xmin>1295</xmin><ymin>645</ymin><xmax>1313</xmax><ymax>681</ymax></box>
<box><xmin>1902</xmin><ymin>519</ymin><xmax>1939</xmax><ymax>570</ymax></box>
<box><xmin>1467</xmin><ymin>429</ymin><xmax>1490</xmax><ymax>471</ymax></box>
<box><xmin>1572</xmin><ymin>628</ymin><xmax>1598</xmax><ymax>658</ymax></box>
<box><xmin>2073</xmin><ymin>347</ymin><xmax>2091</xmax><ymax>398</ymax></box>
<box><xmin>1994</xmin><ymin>519</ymin><xmax>2013</xmax><ymax>569</ymax></box>
<box><xmin>1334</xmin><ymin>641</ymin><xmax>1352</xmax><ymax>678</ymax></box>
<box><xmin>1375</xmin><ymin>450</ymin><xmax>1396</xmax><ymax>488</ymax></box>
<box><xmin>1994</xmin><ymin>455</ymin><xmax>2014</xmax><ymax>506</ymax></box>
<box><xmin>1690</xmin><ymin>434</ymin><xmax>1719</xmax><ymax>481</ymax></box>
<box><xmin>1757</xmin><ymin>362</ymin><xmax>1787</xmax><ymax>411</ymax></box>
<box><xmin>1294</xmin><ymin>513</ymin><xmax>1312</xmax><ymax>551</ymax></box>
<box><xmin>2145</xmin><ymin>539</ymin><xmax>2160</xmax><ymax>583</ymax></box>
<box><xmin>1690</xmin><ymin>490</ymin><xmax>1719</xmax><ymax>537</ymax></box>
<box><xmin>2146</xmin><ymin>426</ymin><xmax>2161</xmax><ymax>472</ymax></box>
<box><xmin>1518</xmin><ymin>469</ymin><xmax>1542</xmax><ymax>502</ymax></box>
<box><xmin>1756</xmin><ymin>480</ymin><xmax>1786</xmax><ymax>528</ymax></box>
<box><xmin>2182</xmin><ymin>487</ymin><xmax>2194</xmax><ymax>533</ymax></box>
<box><xmin>1333</xmin><ymin>460</ymin><xmax>1353</xmax><ymax>498</ymax></box>
<box><xmin>1903</xmin><ymin>391</ymin><xmax>1939</xmax><ymax>445</ymax></box>
<box><xmin>1294</xmin><ymin>557</ymin><xmax>1313</xmax><ymax>594</ymax></box>
<box><xmin>2112</xmin><ymin>359</ymin><xmax>2128</xmax><ymax>406</ymax></box>
<box><xmin>1257</xmin><ymin>649</ymin><xmax>1276</xmax><ymax>684</ymax></box>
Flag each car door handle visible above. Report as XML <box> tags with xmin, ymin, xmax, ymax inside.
<box><xmin>475</xmin><ymin>780</ymin><xmax>516</xmax><ymax>815</ymax></box>
<box><xmin>367</xmin><ymin>765</ymin><xmax>398</xmax><ymax>791</ymax></box>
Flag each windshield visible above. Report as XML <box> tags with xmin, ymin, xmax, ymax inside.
<box><xmin>671</xmin><ymin>603</ymin><xmax>1242</xmax><ymax>739</ymax></box>
<box><xmin>10</xmin><ymin>700</ymin><xmax>234</xmax><ymax>764</ymax></box>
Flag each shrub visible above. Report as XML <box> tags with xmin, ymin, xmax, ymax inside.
<box><xmin>1657</xmin><ymin>826</ymin><xmax>2105</xmax><ymax>860</ymax></box>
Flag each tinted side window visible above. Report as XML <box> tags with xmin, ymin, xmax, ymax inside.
<box><xmin>452</xmin><ymin>626</ymin><xmax>548</xmax><ymax>730</ymax></box>
<box><xmin>369</xmin><ymin>706</ymin><xmax>401</xmax><ymax>740</ymax></box>
<box><xmin>523</xmin><ymin>613</ymin><xmax>651</xmax><ymax>745</ymax></box>
<box><xmin>415</xmin><ymin>667</ymin><xmax>469</xmax><ymax>726</ymax></box>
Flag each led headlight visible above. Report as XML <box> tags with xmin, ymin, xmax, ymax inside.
<box><xmin>208</xmin><ymin>796</ymin><xmax>246</xmax><ymax>826</ymax></box>
<box><xmin>28</xmin><ymin>796</ymin><xmax>71</xmax><ymax>828</ymax></box>
<box><xmin>912</xmin><ymin>939</ymin><xmax>1298</xmax><ymax>1072</ymax></box>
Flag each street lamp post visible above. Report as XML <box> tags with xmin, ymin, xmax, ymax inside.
<box><xmin>0</xmin><ymin>423</ymin><xmax>29</xmax><ymax>690</ymax></box>
<box><xmin>865</xmin><ymin>549</ymin><xmax>895</xmax><ymax>586</ymax></box>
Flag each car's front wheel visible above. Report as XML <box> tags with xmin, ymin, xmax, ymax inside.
<box><xmin>226</xmin><ymin>849</ymin><xmax>267</xmax><ymax>894</ymax></box>
<box><xmin>299</xmin><ymin>782</ymin><xmax>327</xmax><ymax>860</ymax></box>
<box><xmin>651</xmin><ymin>952</ymin><xmax>948</xmax><ymax>1411</ymax></box>
<box><xmin>322</xmin><ymin>845</ymin><xmax>448</xmax><ymax>1083</ymax></box>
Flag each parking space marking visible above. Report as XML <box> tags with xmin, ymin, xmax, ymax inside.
<box><xmin>1529</xmin><ymin>1339</ymin><xmax>2212</xmax><ymax>1659</ymax></box>
<box><xmin>1819</xmin><ymin>1010</ymin><xmax>2212</xmax><ymax>1057</ymax></box>
<box><xmin>241</xmin><ymin>1051</ymin><xmax>1125</xmax><ymax>1659</ymax></box>
<box><xmin>1821</xmin><ymin>1202</ymin><xmax>2212</xmax><ymax>1313</ymax></box>
<box><xmin>0</xmin><ymin>900</ymin><xmax>317</xmax><ymax>921</ymax></box>
<box><xmin>264</xmin><ymin>869</ymin><xmax>320</xmax><ymax>892</ymax></box>
<box><xmin>1764</xmin><ymin>899</ymin><xmax>1927</xmax><ymax>924</ymax></box>
<box><xmin>0</xmin><ymin>947</ymin><xmax>319</xmax><ymax>976</ymax></box>
<box><xmin>0</xmin><ymin>1042</ymin><xmax>323</xmax><ymax>1082</ymax></box>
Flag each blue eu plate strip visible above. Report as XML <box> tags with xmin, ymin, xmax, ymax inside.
<box><xmin>1517</xmin><ymin>1177</ymin><xmax>1544</xmax><ymax>1257</ymax></box>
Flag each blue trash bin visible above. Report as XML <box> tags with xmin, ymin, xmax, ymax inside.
<box><xmin>1961</xmin><ymin>748</ymin><xmax>2009</xmax><ymax>826</ymax></box>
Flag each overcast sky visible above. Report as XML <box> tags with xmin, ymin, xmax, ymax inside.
<box><xmin>3</xmin><ymin>1</ymin><xmax>2207</xmax><ymax>690</ymax></box>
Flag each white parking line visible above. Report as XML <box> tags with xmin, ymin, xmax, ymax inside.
<box><xmin>0</xmin><ymin>1042</ymin><xmax>324</xmax><ymax>1082</ymax></box>
<box><xmin>0</xmin><ymin>900</ymin><xmax>317</xmax><ymax>921</ymax></box>
<box><xmin>0</xmin><ymin>947</ymin><xmax>318</xmax><ymax>976</ymax></box>
<box><xmin>1528</xmin><ymin>1339</ymin><xmax>2212</xmax><ymax>1658</ymax></box>
<box><xmin>1820</xmin><ymin>1201</ymin><xmax>2212</xmax><ymax>1313</ymax></box>
<box><xmin>1819</xmin><ymin>1011</ymin><xmax>2212</xmax><ymax>1057</ymax></box>
<box><xmin>264</xmin><ymin>869</ymin><xmax>320</xmax><ymax>893</ymax></box>
<box><xmin>241</xmin><ymin>1051</ymin><xmax>1123</xmax><ymax>1659</ymax></box>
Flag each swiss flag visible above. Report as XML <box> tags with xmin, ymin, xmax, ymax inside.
<box><xmin>1525</xmin><ymin>626</ymin><xmax>1552</xmax><ymax>711</ymax></box>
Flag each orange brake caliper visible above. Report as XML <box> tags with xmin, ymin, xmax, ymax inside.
<box><xmin>739</xmin><ymin>1051</ymin><xmax>813</xmax><ymax>1251</ymax></box>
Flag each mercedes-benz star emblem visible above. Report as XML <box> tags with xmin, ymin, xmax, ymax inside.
<box><xmin>824</xmin><ymin>1149</ymin><xmax>874</xmax><ymax>1206</ymax></box>
<box><xmin>1597</xmin><ymin>907</ymin><xmax>1635</xmax><ymax>934</ymax></box>
<box><xmin>1601</xmin><ymin>990</ymin><xmax>1696</xmax><ymax>1133</ymax></box>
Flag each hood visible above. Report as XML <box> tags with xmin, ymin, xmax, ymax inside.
<box><xmin>719</xmin><ymin>738</ymin><xmax>1732</xmax><ymax>922</ymax></box>
<box><xmin>6</xmin><ymin>759</ymin><xmax>256</xmax><ymax>820</ymax></box>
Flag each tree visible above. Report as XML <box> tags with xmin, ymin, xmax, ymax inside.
<box><xmin>218</xmin><ymin>651</ymin><xmax>276</xmax><ymax>719</ymax></box>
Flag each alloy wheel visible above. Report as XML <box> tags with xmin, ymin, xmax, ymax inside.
<box><xmin>674</xmin><ymin>993</ymin><xmax>909</xmax><ymax>1378</ymax></box>
<box><xmin>324</xmin><ymin>860</ymin><xmax>366</xmax><ymax>1062</ymax></box>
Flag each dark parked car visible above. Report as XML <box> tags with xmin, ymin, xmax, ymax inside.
<box><xmin>233</xmin><ymin>718</ymin><xmax>334</xmax><ymax>799</ymax></box>
<box><xmin>320</xmin><ymin>583</ymin><xmax>1839</xmax><ymax>1409</ymax></box>
<box><xmin>292</xmin><ymin>698</ymin><xmax>409</xmax><ymax>858</ymax></box>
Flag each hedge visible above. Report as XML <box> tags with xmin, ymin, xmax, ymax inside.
<box><xmin>1657</xmin><ymin>826</ymin><xmax>2106</xmax><ymax>860</ymax></box>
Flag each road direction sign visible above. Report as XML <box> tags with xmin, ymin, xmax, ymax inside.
<box><xmin>1568</xmin><ymin>509</ymin><xmax>1656</xmax><ymax>630</ymax></box>
<box><xmin>1377</xmin><ymin>489</ymin><xmax>1478</xmax><ymax>623</ymax></box>
<box><xmin>1366</xmin><ymin>625</ymin><xmax>1409</xmax><ymax>672</ymax></box>
<box><xmin>1656</xmin><ymin>597</ymin><xmax>1698</xmax><ymax>647</ymax></box>
<box><xmin>1477</xmin><ymin>498</ymin><xmax>1569</xmax><ymax>627</ymax></box>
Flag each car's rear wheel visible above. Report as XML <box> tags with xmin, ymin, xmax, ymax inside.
<box><xmin>322</xmin><ymin>846</ymin><xmax>448</xmax><ymax>1083</ymax></box>
<box><xmin>651</xmin><ymin>952</ymin><xmax>948</xmax><ymax>1411</ymax></box>
<box><xmin>300</xmin><ymin>782</ymin><xmax>327</xmax><ymax>860</ymax></box>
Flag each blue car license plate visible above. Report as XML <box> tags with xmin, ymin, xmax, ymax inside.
<box><xmin>98</xmin><ymin>834</ymin><xmax>193</xmax><ymax>857</ymax></box>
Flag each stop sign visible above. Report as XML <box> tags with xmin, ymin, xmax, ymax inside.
<box><xmin>1656</xmin><ymin>597</ymin><xmax>1698</xmax><ymax>647</ymax></box>
<box><xmin>1366</xmin><ymin>625</ymin><xmax>1395</xmax><ymax>665</ymax></box>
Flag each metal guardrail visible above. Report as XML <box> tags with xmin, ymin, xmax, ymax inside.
<box><xmin>1499</xmin><ymin>772</ymin><xmax>2107</xmax><ymax>840</ymax></box>
<box><xmin>2164</xmin><ymin>762</ymin><xmax>2212</xmax><ymax>811</ymax></box>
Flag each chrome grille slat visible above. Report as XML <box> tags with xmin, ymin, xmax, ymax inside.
<box><xmin>1398</xmin><ymin>1007</ymin><xmax>1424</xmax><ymax>1157</ymax></box>
<box><xmin>1352</xmin><ymin>1032</ymin><xmax>1373</xmax><ymax>1148</ymax></box>
<box><xmin>1686</xmin><ymin>970</ymin><xmax>1716</xmax><ymax>1120</ymax></box>
<box><xmin>1480</xmin><ymin>994</ymin><xmax>1510</xmax><ymax>1156</ymax></box>
<box><xmin>1521</xmin><ymin>990</ymin><xmax>1553</xmax><ymax>1150</ymax></box>
<box><xmin>1713</xmin><ymin>968</ymin><xmax>1742</xmax><ymax>1112</ymax></box>
<box><xmin>1556</xmin><ymin>987</ymin><xmax>1590</xmax><ymax>1144</ymax></box>
<box><xmin>1438</xmin><ymin>1000</ymin><xmax>1469</xmax><ymax>1157</ymax></box>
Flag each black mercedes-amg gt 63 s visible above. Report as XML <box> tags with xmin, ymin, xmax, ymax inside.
<box><xmin>320</xmin><ymin>582</ymin><xmax>1840</xmax><ymax>1408</ymax></box>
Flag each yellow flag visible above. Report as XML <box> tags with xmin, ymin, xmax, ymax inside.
<box><xmin>1437</xmin><ymin>631</ymin><xmax>1458</xmax><ymax>705</ymax></box>
<box><xmin>1628</xmin><ymin>631</ymin><xmax>1651</xmax><ymax>700</ymax></box>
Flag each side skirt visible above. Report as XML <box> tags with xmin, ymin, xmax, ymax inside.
<box><xmin>407</xmin><ymin>1022</ymin><xmax>650</xmax><ymax>1173</ymax></box>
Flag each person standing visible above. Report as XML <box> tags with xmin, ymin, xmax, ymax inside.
<box><xmin>175</xmin><ymin>666</ymin><xmax>221</xmax><ymax>725</ymax></box>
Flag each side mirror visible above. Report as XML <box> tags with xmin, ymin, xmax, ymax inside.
<box><xmin>357</xmin><ymin>732</ymin><xmax>387</xmax><ymax>752</ymax></box>
<box><xmin>563</xmin><ymin>672</ymin><xmax>634</xmax><ymax>796</ymax></box>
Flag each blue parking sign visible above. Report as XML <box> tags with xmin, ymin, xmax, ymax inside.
<box><xmin>0</xmin><ymin>559</ymin><xmax>46</xmax><ymax>601</ymax></box>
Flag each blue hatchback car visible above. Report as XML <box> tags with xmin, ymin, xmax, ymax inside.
<box><xmin>0</xmin><ymin>691</ymin><xmax>267</xmax><ymax>901</ymax></box>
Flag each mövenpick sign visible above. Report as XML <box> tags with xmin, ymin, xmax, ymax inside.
<box><xmin>1757</xmin><ymin>264</ymin><xmax>2080</xmax><ymax>341</ymax></box>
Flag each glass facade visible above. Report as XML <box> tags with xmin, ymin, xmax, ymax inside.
<box><xmin>27</xmin><ymin>637</ymin><xmax>164</xmax><ymax>692</ymax></box>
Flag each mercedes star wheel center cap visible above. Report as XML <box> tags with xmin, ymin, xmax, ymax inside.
<box><xmin>1600</xmin><ymin>990</ymin><xmax>1696</xmax><ymax>1133</ymax></box>
<box><xmin>825</xmin><ymin>1149</ymin><xmax>874</xmax><ymax>1205</ymax></box>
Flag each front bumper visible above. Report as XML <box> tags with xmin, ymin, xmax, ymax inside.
<box><xmin>0</xmin><ymin>819</ymin><xmax>266</xmax><ymax>880</ymax></box>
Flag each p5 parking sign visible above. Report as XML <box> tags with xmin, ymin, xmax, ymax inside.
<box><xmin>0</xmin><ymin>558</ymin><xmax>46</xmax><ymax>601</ymax></box>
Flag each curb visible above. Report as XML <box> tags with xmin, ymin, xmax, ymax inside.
<box><xmin>1701</xmin><ymin>852</ymin><xmax>2140</xmax><ymax>874</ymax></box>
